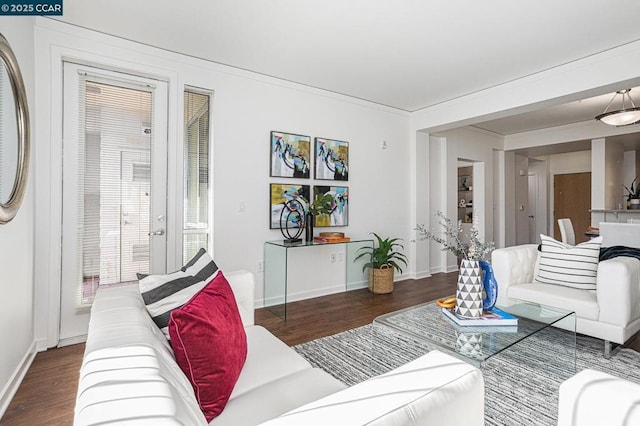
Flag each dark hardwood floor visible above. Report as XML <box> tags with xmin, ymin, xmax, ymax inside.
<box><xmin>2</xmin><ymin>271</ymin><xmax>639</xmax><ymax>425</ymax></box>
<box><xmin>255</xmin><ymin>272</ymin><xmax>458</xmax><ymax>346</ymax></box>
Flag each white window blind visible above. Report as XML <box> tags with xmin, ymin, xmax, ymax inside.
<box><xmin>77</xmin><ymin>75</ymin><xmax>154</xmax><ymax>304</ymax></box>
<box><xmin>183</xmin><ymin>90</ymin><xmax>211</xmax><ymax>263</ymax></box>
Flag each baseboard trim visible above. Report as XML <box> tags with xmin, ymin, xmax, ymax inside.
<box><xmin>259</xmin><ymin>275</ymin><xmax>413</xmax><ymax>307</ymax></box>
<box><xmin>58</xmin><ymin>334</ymin><xmax>87</xmax><ymax>348</ymax></box>
<box><xmin>35</xmin><ymin>337</ymin><xmax>48</xmax><ymax>352</ymax></box>
<box><xmin>412</xmin><ymin>270</ymin><xmax>432</xmax><ymax>280</ymax></box>
<box><xmin>0</xmin><ymin>341</ymin><xmax>37</xmax><ymax>419</ymax></box>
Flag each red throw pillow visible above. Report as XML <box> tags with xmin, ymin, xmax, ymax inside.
<box><xmin>168</xmin><ymin>271</ymin><xmax>247</xmax><ymax>421</ymax></box>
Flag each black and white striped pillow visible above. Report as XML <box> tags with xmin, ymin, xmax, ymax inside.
<box><xmin>139</xmin><ymin>248</ymin><xmax>219</xmax><ymax>337</ymax></box>
<box><xmin>534</xmin><ymin>235</ymin><xmax>602</xmax><ymax>290</ymax></box>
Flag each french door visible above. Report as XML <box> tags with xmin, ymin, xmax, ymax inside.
<box><xmin>59</xmin><ymin>63</ymin><xmax>169</xmax><ymax>343</ymax></box>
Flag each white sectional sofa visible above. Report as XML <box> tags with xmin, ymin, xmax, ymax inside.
<box><xmin>74</xmin><ymin>270</ymin><xmax>485</xmax><ymax>425</ymax></box>
<box><xmin>492</xmin><ymin>244</ymin><xmax>640</xmax><ymax>357</ymax></box>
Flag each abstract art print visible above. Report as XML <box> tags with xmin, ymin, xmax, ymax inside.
<box><xmin>270</xmin><ymin>131</ymin><xmax>311</xmax><ymax>179</ymax></box>
<box><xmin>269</xmin><ymin>183</ymin><xmax>310</xmax><ymax>229</ymax></box>
<box><xmin>313</xmin><ymin>185</ymin><xmax>348</xmax><ymax>227</ymax></box>
<box><xmin>315</xmin><ymin>137</ymin><xmax>348</xmax><ymax>181</ymax></box>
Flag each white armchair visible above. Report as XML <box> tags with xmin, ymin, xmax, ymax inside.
<box><xmin>492</xmin><ymin>244</ymin><xmax>640</xmax><ymax>357</ymax></box>
<box><xmin>558</xmin><ymin>369</ymin><xmax>640</xmax><ymax>425</ymax></box>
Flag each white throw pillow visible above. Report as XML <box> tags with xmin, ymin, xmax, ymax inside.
<box><xmin>139</xmin><ymin>248</ymin><xmax>219</xmax><ymax>337</ymax></box>
<box><xmin>534</xmin><ymin>235</ymin><xmax>602</xmax><ymax>290</ymax></box>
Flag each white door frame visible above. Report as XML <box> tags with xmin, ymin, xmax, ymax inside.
<box><xmin>58</xmin><ymin>64</ymin><xmax>169</xmax><ymax>344</ymax></box>
<box><xmin>34</xmin><ymin>44</ymin><xmax>182</xmax><ymax>349</ymax></box>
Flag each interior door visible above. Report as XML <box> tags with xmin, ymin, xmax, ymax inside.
<box><xmin>59</xmin><ymin>63</ymin><xmax>168</xmax><ymax>345</ymax></box>
<box><xmin>528</xmin><ymin>174</ymin><xmax>538</xmax><ymax>243</ymax></box>
<box><xmin>554</xmin><ymin>172</ymin><xmax>591</xmax><ymax>244</ymax></box>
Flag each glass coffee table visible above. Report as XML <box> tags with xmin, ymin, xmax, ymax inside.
<box><xmin>374</xmin><ymin>299</ymin><xmax>576</xmax><ymax>375</ymax></box>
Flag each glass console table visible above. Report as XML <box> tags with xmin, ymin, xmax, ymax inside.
<box><xmin>264</xmin><ymin>239</ymin><xmax>373</xmax><ymax>320</ymax></box>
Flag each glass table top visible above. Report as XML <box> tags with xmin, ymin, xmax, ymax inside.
<box><xmin>265</xmin><ymin>238</ymin><xmax>372</xmax><ymax>248</ymax></box>
<box><xmin>374</xmin><ymin>299</ymin><xmax>576</xmax><ymax>366</ymax></box>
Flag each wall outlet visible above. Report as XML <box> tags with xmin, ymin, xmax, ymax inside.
<box><xmin>257</xmin><ymin>261</ymin><xmax>263</xmax><ymax>272</ymax></box>
<box><xmin>330</xmin><ymin>253</ymin><xmax>337</xmax><ymax>263</ymax></box>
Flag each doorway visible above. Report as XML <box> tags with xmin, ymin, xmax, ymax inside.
<box><xmin>554</xmin><ymin>172</ymin><xmax>591</xmax><ymax>243</ymax></box>
<box><xmin>59</xmin><ymin>63</ymin><xmax>169</xmax><ymax>344</ymax></box>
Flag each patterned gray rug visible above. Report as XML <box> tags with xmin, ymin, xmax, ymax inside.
<box><xmin>293</xmin><ymin>324</ymin><xmax>640</xmax><ymax>426</ymax></box>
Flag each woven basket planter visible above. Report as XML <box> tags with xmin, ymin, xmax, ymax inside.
<box><xmin>368</xmin><ymin>265</ymin><xmax>394</xmax><ymax>294</ymax></box>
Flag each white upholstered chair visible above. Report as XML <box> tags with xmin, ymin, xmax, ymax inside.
<box><xmin>557</xmin><ymin>218</ymin><xmax>575</xmax><ymax>245</ymax></box>
<box><xmin>492</xmin><ymin>244</ymin><xmax>640</xmax><ymax>358</ymax></box>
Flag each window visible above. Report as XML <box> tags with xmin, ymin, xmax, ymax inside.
<box><xmin>183</xmin><ymin>89</ymin><xmax>211</xmax><ymax>263</ymax></box>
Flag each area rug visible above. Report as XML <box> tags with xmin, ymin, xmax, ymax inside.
<box><xmin>293</xmin><ymin>324</ymin><xmax>640</xmax><ymax>426</ymax></box>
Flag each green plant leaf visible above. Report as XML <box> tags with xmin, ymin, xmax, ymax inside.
<box><xmin>356</xmin><ymin>232</ymin><xmax>407</xmax><ymax>273</ymax></box>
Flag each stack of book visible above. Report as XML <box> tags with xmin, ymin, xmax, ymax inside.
<box><xmin>313</xmin><ymin>232</ymin><xmax>351</xmax><ymax>243</ymax></box>
<box><xmin>442</xmin><ymin>306</ymin><xmax>518</xmax><ymax>326</ymax></box>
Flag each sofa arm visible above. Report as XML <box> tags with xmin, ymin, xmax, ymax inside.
<box><xmin>259</xmin><ymin>350</ymin><xmax>484</xmax><ymax>426</ymax></box>
<box><xmin>596</xmin><ymin>257</ymin><xmax>640</xmax><ymax>328</ymax></box>
<box><xmin>225</xmin><ymin>270</ymin><xmax>255</xmax><ymax>326</ymax></box>
<box><xmin>558</xmin><ymin>369</ymin><xmax>640</xmax><ymax>426</ymax></box>
<box><xmin>492</xmin><ymin>245</ymin><xmax>538</xmax><ymax>303</ymax></box>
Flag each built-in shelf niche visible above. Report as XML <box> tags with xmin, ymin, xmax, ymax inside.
<box><xmin>457</xmin><ymin>165</ymin><xmax>473</xmax><ymax>224</ymax></box>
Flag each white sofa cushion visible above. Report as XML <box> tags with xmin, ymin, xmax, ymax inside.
<box><xmin>214</xmin><ymin>368</ymin><xmax>346</xmax><ymax>425</ymax></box>
<box><xmin>230</xmin><ymin>325</ymin><xmax>313</xmax><ymax>399</ymax></box>
<box><xmin>139</xmin><ymin>248</ymin><xmax>219</xmax><ymax>337</ymax></box>
<box><xmin>76</xmin><ymin>346</ymin><xmax>207</xmax><ymax>425</ymax></box>
<box><xmin>260</xmin><ymin>350</ymin><xmax>484</xmax><ymax>426</ymax></box>
<box><xmin>508</xmin><ymin>282</ymin><xmax>599</xmax><ymax>321</ymax></box>
<box><xmin>534</xmin><ymin>235</ymin><xmax>602</xmax><ymax>290</ymax></box>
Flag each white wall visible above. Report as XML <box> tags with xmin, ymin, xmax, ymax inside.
<box><xmin>426</xmin><ymin>127</ymin><xmax>503</xmax><ymax>272</ymax></box>
<box><xmin>514</xmin><ymin>154</ymin><xmax>529</xmax><ymax>245</ymax></box>
<box><xmin>604</xmin><ymin>140</ymin><xmax>625</xmax><ymax>210</ymax></box>
<box><xmin>0</xmin><ymin>17</ymin><xmax>36</xmax><ymax>417</ymax></box>
<box><xmin>623</xmin><ymin>150</ymin><xmax>637</xmax><ymax>197</ymax></box>
<box><xmin>33</xmin><ymin>18</ymin><xmax>411</xmax><ymax>349</ymax></box>
<box><xmin>427</xmin><ymin>136</ymin><xmax>446</xmax><ymax>273</ymax></box>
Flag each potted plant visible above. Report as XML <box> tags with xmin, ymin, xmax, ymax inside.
<box><xmin>623</xmin><ymin>176</ymin><xmax>640</xmax><ymax>209</ymax></box>
<box><xmin>355</xmin><ymin>233</ymin><xmax>408</xmax><ymax>294</ymax></box>
<box><xmin>302</xmin><ymin>192</ymin><xmax>333</xmax><ymax>242</ymax></box>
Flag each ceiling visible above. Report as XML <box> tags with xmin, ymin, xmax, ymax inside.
<box><xmin>55</xmin><ymin>0</ymin><xmax>640</xmax><ymax>135</ymax></box>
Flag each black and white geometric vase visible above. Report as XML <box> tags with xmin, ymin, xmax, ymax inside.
<box><xmin>455</xmin><ymin>259</ymin><xmax>483</xmax><ymax>318</ymax></box>
<box><xmin>455</xmin><ymin>331</ymin><xmax>484</xmax><ymax>358</ymax></box>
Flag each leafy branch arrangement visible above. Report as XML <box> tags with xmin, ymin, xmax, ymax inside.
<box><xmin>354</xmin><ymin>233</ymin><xmax>408</xmax><ymax>273</ymax></box>
<box><xmin>416</xmin><ymin>211</ymin><xmax>494</xmax><ymax>261</ymax></box>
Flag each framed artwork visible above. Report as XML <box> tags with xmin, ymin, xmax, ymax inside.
<box><xmin>269</xmin><ymin>183</ymin><xmax>310</xmax><ymax>229</ymax></box>
<box><xmin>315</xmin><ymin>137</ymin><xmax>349</xmax><ymax>181</ymax></box>
<box><xmin>270</xmin><ymin>131</ymin><xmax>311</xmax><ymax>178</ymax></box>
<box><xmin>313</xmin><ymin>185</ymin><xmax>348</xmax><ymax>227</ymax></box>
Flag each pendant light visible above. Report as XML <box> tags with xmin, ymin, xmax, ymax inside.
<box><xmin>595</xmin><ymin>89</ymin><xmax>640</xmax><ymax>126</ymax></box>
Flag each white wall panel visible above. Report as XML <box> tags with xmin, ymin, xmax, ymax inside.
<box><xmin>0</xmin><ymin>16</ymin><xmax>36</xmax><ymax>418</ymax></box>
<box><xmin>34</xmin><ymin>19</ymin><xmax>411</xmax><ymax>322</ymax></box>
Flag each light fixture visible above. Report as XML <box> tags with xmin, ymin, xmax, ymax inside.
<box><xmin>595</xmin><ymin>89</ymin><xmax>640</xmax><ymax>126</ymax></box>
